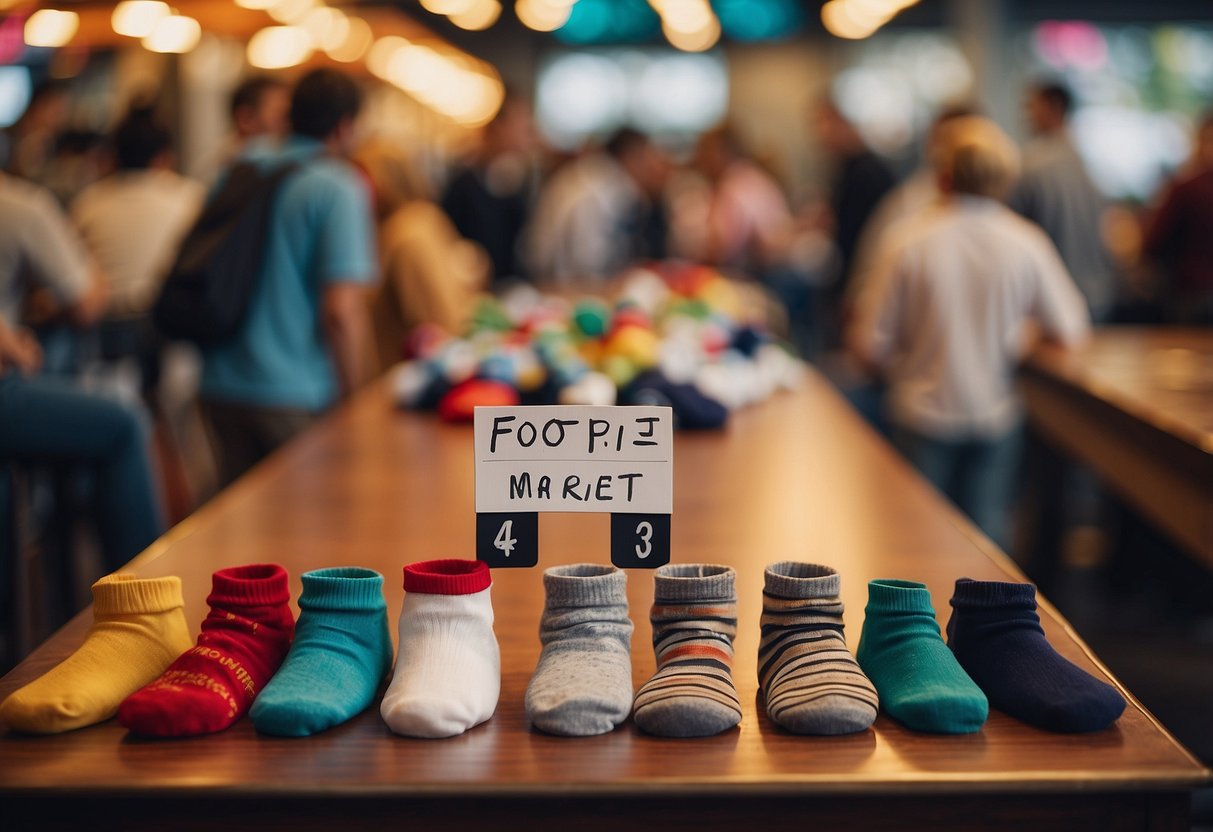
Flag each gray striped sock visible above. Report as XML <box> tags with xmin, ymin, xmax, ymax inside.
<box><xmin>525</xmin><ymin>564</ymin><xmax>634</xmax><ymax>737</ymax></box>
<box><xmin>759</xmin><ymin>561</ymin><xmax>878</xmax><ymax>735</ymax></box>
<box><xmin>632</xmin><ymin>564</ymin><xmax>742</xmax><ymax>738</ymax></box>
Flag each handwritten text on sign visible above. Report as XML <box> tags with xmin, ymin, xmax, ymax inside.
<box><xmin>474</xmin><ymin>405</ymin><xmax>673</xmax><ymax>514</ymax></box>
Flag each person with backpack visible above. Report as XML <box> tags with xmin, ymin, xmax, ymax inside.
<box><xmin>196</xmin><ymin>69</ymin><xmax>376</xmax><ymax>486</ymax></box>
<box><xmin>72</xmin><ymin>103</ymin><xmax>204</xmax><ymax>399</ymax></box>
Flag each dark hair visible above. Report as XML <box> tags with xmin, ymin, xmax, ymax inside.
<box><xmin>289</xmin><ymin>69</ymin><xmax>362</xmax><ymax>140</ymax></box>
<box><xmin>113</xmin><ymin>105</ymin><xmax>171</xmax><ymax>170</ymax></box>
<box><xmin>1032</xmin><ymin>81</ymin><xmax>1073</xmax><ymax>117</ymax></box>
<box><xmin>604</xmin><ymin>127</ymin><xmax>649</xmax><ymax>160</ymax></box>
<box><xmin>230</xmin><ymin>76</ymin><xmax>287</xmax><ymax>120</ymax></box>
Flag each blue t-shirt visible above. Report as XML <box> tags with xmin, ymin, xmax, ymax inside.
<box><xmin>201</xmin><ymin>136</ymin><xmax>377</xmax><ymax>410</ymax></box>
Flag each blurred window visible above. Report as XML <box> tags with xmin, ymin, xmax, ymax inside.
<box><xmin>1021</xmin><ymin>21</ymin><xmax>1213</xmax><ymax>201</ymax></box>
<box><xmin>831</xmin><ymin>33</ymin><xmax>975</xmax><ymax>158</ymax></box>
<box><xmin>0</xmin><ymin>66</ymin><xmax>31</xmax><ymax>128</ymax></box>
<box><xmin>535</xmin><ymin>49</ymin><xmax>728</xmax><ymax>150</ymax></box>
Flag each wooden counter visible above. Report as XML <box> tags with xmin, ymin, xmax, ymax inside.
<box><xmin>1</xmin><ymin>370</ymin><xmax>1207</xmax><ymax>831</ymax></box>
<box><xmin>1021</xmin><ymin>327</ymin><xmax>1213</xmax><ymax>568</ymax></box>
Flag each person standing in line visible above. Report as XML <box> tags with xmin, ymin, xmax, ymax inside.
<box><xmin>3</xmin><ymin>80</ymin><xmax>71</xmax><ymax>188</ymax></box>
<box><xmin>199</xmin><ymin>69</ymin><xmax>377</xmax><ymax>486</ymax></box>
<box><xmin>0</xmin><ymin>171</ymin><xmax>163</xmax><ymax>572</ymax></box>
<box><xmin>688</xmin><ymin>125</ymin><xmax>821</xmax><ymax>355</ymax></box>
<box><xmin>526</xmin><ymin>127</ymin><xmax>670</xmax><ymax>286</ymax></box>
<box><xmin>1142</xmin><ymin>111</ymin><xmax>1213</xmax><ymax>325</ymax></box>
<box><xmin>72</xmin><ymin>104</ymin><xmax>204</xmax><ymax>397</ymax></box>
<box><xmin>1010</xmin><ymin>81</ymin><xmax>1118</xmax><ymax>323</ymax></box>
<box><xmin>355</xmin><ymin>139</ymin><xmax>490</xmax><ymax>372</ymax></box>
<box><xmin>194</xmin><ymin>76</ymin><xmax>290</xmax><ymax>186</ymax></box>
<box><xmin>847</xmin><ymin>105</ymin><xmax>975</xmax><ymax>304</ymax></box>
<box><xmin>848</xmin><ymin>117</ymin><xmax>1090</xmax><ymax>549</ymax></box>
<box><xmin>813</xmin><ymin>98</ymin><xmax>896</xmax><ymax>295</ymax></box>
<box><xmin>811</xmin><ymin>97</ymin><xmax>896</xmax><ymax>350</ymax></box>
<box><xmin>441</xmin><ymin>93</ymin><xmax>535</xmax><ymax>285</ymax></box>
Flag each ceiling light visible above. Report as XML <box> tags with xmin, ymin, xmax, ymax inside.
<box><xmin>24</xmin><ymin>9</ymin><xmax>78</xmax><ymax>48</ymax></box>
<box><xmin>449</xmin><ymin>0</ymin><xmax>502</xmax><ymax>31</ymax></box>
<box><xmin>247</xmin><ymin>25</ymin><xmax>313</xmax><ymax>68</ymax></box>
<box><xmin>112</xmin><ymin>1</ymin><xmax>170</xmax><ymax>38</ymax></box>
<box><xmin>143</xmin><ymin>14</ymin><xmax>201</xmax><ymax>53</ymax></box>
<box><xmin>325</xmin><ymin>16</ymin><xmax>372</xmax><ymax>62</ymax></box>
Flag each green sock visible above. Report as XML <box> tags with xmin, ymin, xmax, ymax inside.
<box><xmin>250</xmin><ymin>567</ymin><xmax>392</xmax><ymax>737</ymax></box>
<box><xmin>856</xmin><ymin>579</ymin><xmax>987</xmax><ymax>734</ymax></box>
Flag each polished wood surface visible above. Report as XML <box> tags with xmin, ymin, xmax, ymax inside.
<box><xmin>1</xmin><ymin>370</ymin><xmax>1207</xmax><ymax>829</ymax></box>
<box><xmin>1022</xmin><ymin>327</ymin><xmax>1213</xmax><ymax>566</ymax></box>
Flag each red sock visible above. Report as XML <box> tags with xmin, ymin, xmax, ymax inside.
<box><xmin>118</xmin><ymin>564</ymin><xmax>295</xmax><ymax>737</ymax></box>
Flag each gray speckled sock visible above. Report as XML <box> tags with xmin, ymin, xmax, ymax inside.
<box><xmin>525</xmin><ymin>564</ymin><xmax>634</xmax><ymax>737</ymax></box>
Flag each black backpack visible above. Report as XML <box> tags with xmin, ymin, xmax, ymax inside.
<box><xmin>153</xmin><ymin>160</ymin><xmax>299</xmax><ymax>347</ymax></box>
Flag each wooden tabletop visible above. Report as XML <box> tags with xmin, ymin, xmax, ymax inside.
<box><xmin>1022</xmin><ymin>327</ymin><xmax>1213</xmax><ymax>565</ymax></box>
<box><xmin>1</xmin><ymin>369</ymin><xmax>1207</xmax><ymax>824</ymax></box>
<box><xmin>1026</xmin><ymin>328</ymin><xmax>1213</xmax><ymax>454</ymax></box>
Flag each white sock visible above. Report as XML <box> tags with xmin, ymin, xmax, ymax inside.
<box><xmin>380</xmin><ymin>560</ymin><xmax>500</xmax><ymax>739</ymax></box>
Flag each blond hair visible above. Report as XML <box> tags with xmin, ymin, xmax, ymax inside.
<box><xmin>932</xmin><ymin>116</ymin><xmax>1021</xmax><ymax>198</ymax></box>
<box><xmin>353</xmin><ymin>137</ymin><xmax>431</xmax><ymax>219</ymax></box>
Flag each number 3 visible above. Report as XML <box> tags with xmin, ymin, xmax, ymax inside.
<box><xmin>635</xmin><ymin>521</ymin><xmax>653</xmax><ymax>559</ymax></box>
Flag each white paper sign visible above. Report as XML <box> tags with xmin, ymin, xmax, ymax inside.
<box><xmin>474</xmin><ymin>405</ymin><xmax>673</xmax><ymax>514</ymax></box>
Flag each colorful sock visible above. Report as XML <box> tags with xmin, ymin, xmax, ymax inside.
<box><xmin>946</xmin><ymin>578</ymin><xmax>1125</xmax><ymax>733</ymax></box>
<box><xmin>249</xmin><ymin>567</ymin><xmax>391</xmax><ymax>737</ymax></box>
<box><xmin>118</xmin><ymin>564</ymin><xmax>295</xmax><ymax>737</ymax></box>
<box><xmin>759</xmin><ymin>562</ymin><xmax>878</xmax><ymax>735</ymax></box>
<box><xmin>632</xmin><ymin>564</ymin><xmax>742</xmax><ymax>738</ymax></box>
<box><xmin>856</xmin><ymin>579</ymin><xmax>988</xmax><ymax>734</ymax></box>
<box><xmin>0</xmin><ymin>575</ymin><xmax>191</xmax><ymax>734</ymax></box>
<box><xmin>380</xmin><ymin>559</ymin><xmax>500</xmax><ymax>738</ymax></box>
<box><xmin>525</xmin><ymin>564</ymin><xmax>634</xmax><ymax>737</ymax></box>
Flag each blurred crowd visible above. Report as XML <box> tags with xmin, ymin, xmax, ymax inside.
<box><xmin>1</xmin><ymin>64</ymin><xmax>1211</xmax><ymax>620</ymax></box>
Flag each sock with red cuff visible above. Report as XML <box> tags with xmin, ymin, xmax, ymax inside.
<box><xmin>380</xmin><ymin>559</ymin><xmax>500</xmax><ymax>738</ymax></box>
<box><xmin>118</xmin><ymin>564</ymin><xmax>295</xmax><ymax>737</ymax></box>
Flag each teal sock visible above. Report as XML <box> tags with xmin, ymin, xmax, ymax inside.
<box><xmin>250</xmin><ymin>567</ymin><xmax>392</xmax><ymax>737</ymax></box>
<box><xmin>856</xmin><ymin>579</ymin><xmax>987</xmax><ymax>734</ymax></box>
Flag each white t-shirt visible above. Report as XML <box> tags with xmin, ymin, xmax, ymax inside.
<box><xmin>851</xmin><ymin>196</ymin><xmax>1090</xmax><ymax>439</ymax></box>
<box><xmin>72</xmin><ymin>169</ymin><xmax>205</xmax><ymax>318</ymax></box>
<box><xmin>0</xmin><ymin>172</ymin><xmax>92</xmax><ymax>327</ymax></box>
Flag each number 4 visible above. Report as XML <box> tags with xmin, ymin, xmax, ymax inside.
<box><xmin>494</xmin><ymin>520</ymin><xmax>517</xmax><ymax>557</ymax></box>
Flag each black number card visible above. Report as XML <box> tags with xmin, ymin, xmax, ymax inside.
<box><xmin>476</xmin><ymin>512</ymin><xmax>539</xmax><ymax>568</ymax></box>
<box><xmin>610</xmin><ymin>513</ymin><xmax>671</xmax><ymax>569</ymax></box>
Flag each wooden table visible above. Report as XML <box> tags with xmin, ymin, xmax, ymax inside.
<box><xmin>1021</xmin><ymin>327</ymin><xmax>1213</xmax><ymax>568</ymax></box>
<box><xmin>1</xmin><ymin>371</ymin><xmax>1207</xmax><ymax>831</ymax></box>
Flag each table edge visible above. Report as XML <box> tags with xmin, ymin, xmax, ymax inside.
<box><xmin>2</xmin><ymin>768</ymin><xmax>1211</xmax><ymax>800</ymax></box>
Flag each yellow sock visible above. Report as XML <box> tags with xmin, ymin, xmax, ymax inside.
<box><xmin>0</xmin><ymin>574</ymin><xmax>192</xmax><ymax>734</ymax></box>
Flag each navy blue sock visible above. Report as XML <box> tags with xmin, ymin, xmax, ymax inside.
<box><xmin>946</xmin><ymin>579</ymin><xmax>1125</xmax><ymax>733</ymax></box>
<box><xmin>622</xmin><ymin>371</ymin><xmax>728</xmax><ymax>430</ymax></box>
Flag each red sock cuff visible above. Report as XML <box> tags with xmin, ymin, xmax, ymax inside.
<box><xmin>404</xmin><ymin>559</ymin><xmax>491</xmax><ymax>595</ymax></box>
<box><xmin>208</xmin><ymin>564</ymin><xmax>291</xmax><ymax>607</ymax></box>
